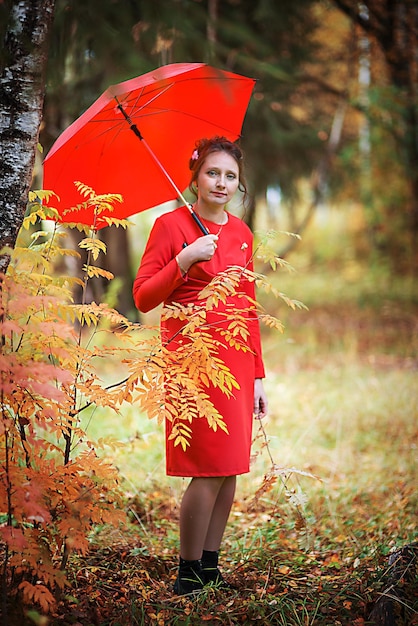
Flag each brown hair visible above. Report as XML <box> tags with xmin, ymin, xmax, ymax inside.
<box><xmin>188</xmin><ymin>136</ymin><xmax>248</xmax><ymax>201</ymax></box>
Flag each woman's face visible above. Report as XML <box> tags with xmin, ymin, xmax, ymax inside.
<box><xmin>196</xmin><ymin>151</ymin><xmax>239</xmax><ymax>209</ymax></box>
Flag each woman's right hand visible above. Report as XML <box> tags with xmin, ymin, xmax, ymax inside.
<box><xmin>176</xmin><ymin>234</ymin><xmax>219</xmax><ymax>273</ymax></box>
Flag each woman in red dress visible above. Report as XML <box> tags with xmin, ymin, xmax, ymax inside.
<box><xmin>133</xmin><ymin>136</ymin><xmax>268</xmax><ymax>595</ymax></box>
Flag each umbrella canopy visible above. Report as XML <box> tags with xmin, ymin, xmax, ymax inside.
<box><xmin>43</xmin><ymin>63</ymin><xmax>255</xmax><ymax>229</ymax></box>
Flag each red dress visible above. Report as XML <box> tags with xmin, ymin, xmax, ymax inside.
<box><xmin>133</xmin><ymin>205</ymin><xmax>265</xmax><ymax>477</ymax></box>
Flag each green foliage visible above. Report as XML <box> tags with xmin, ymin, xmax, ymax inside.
<box><xmin>41</xmin><ymin>0</ymin><xmax>329</xmax><ymax>198</ymax></box>
<box><xmin>38</xmin><ymin>0</ymin><xmax>418</xmax><ymax>275</ymax></box>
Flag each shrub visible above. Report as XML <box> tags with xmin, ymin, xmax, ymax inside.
<box><xmin>0</xmin><ymin>187</ymin><xmax>293</xmax><ymax>617</ymax></box>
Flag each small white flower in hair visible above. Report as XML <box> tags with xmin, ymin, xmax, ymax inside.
<box><xmin>241</xmin><ymin>242</ymin><xmax>248</xmax><ymax>250</ymax></box>
<box><xmin>191</xmin><ymin>149</ymin><xmax>199</xmax><ymax>161</ymax></box>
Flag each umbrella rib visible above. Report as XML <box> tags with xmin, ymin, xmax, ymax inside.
<box><xmin>71</xmin><ymin>120</ymin><xmax>127</xmax><ymax>153</ymax></box>
<box><xmin>118</xmin><ymin>81</ymin><xmax>242</xmax><ymax>135</ymax></box>
<box><xmin>113</xmin><ymin>96</ymin><xmax>209</xmax><ymax>236</ymax></box>
<box><xmin>118</xmin><ymin>83</ymin><xmax>173</xmax><ymax>115</ymax></box>
<box><xmin>129</xmin><ymin>108</ymin><xmax>240</xmax><ymax>136</ymax></box>
<box><xmin>90</xmin><ymin>107</ymin><xmax>242</xmax><ymax>137</ymax></box>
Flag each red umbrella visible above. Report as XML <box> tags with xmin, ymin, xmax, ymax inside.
<box><xmin>43</xmin><ymin>63</ymin><xmax>255</xmax><ymax>230</ymax></box>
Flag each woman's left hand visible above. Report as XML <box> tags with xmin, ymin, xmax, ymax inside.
<box><xmin>253</xmin><ymin>378</ymin><xmax>268</xmax><ymax>419</ymax></box>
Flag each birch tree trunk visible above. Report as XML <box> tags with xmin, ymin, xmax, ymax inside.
<box><xmin>0</xmin><ymin>0</ymin><xmax>55</xmax><ymax>273</ymax></box>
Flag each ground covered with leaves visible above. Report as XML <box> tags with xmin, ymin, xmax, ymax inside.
<box><xmin>51</xmin><ymin>544</ymin><xmax>416</xmax><ymax>626</ymax></box>
<box><xmin>6</xmin><ymin>232</ymin><xmax>418</xmax><ymax>625</ymax></box>
<box><xmin>9</xmin><ymin>294</ymin><xmax>418</xmax><ymax>625</ymax></box>
<box><xmin>59</xmin><ymin>537</ymin><xmax>417</xmax><ymax>626</ymax></box>
<box><xmin>10</xmin><ymin>490</ymin><xmax>417</xmax><ymax>626</ymax></box>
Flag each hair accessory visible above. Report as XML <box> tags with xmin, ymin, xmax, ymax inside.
<box><xmin>191</xmin><ymin>149</ymin><xmax>199</xmax><ymax>161</ymax></box>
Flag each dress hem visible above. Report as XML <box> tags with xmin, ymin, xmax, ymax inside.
<box><xmin>166</xmin><ymin>468</ymin><xmax>250</xmax><ymax>478</ymax></box>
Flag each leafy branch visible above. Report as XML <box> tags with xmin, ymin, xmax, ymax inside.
<box><xmin>248</xmin><ymin>419</ymin><xmax>321</xmax><ymax>548</ymax></box>
<box><xmin>1</xmin><ymin>185</ymin><xmax>304</xmax><ymax>615</ymax></box>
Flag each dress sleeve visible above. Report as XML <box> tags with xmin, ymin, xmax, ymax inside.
<box><xmin>133</xmin><ymin>217</ymin><xmax>185</xmax><ymax>313</ymax></box>
<box><xmin>244</xmin><ymin>236</ymin><xmax>266</xmax><ymax>379</ymax></box>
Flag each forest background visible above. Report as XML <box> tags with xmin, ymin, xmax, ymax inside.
<box><xmin>0</xmin><ymin>0</ymin><xmax>417</xmax><ymax>625</ymax></box>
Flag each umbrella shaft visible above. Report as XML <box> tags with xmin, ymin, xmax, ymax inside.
<box><xmin>191</xmin><ymin>211</ymin><xmax>210</xmax><ymax>235</ymax></box>
<box><xmin>117</xmin><ymin>99</ymin><xmax>208</xmax><ymax>236</ymax></box>
<box><xmin>140</xmin><ymin>137</ymin><xmax>209</xmax><ymax>236</ymax></box>
<box><xmin>117</xmin><ymin>103</ymin><xmax>143</xmax><ymax>140</ymax></box>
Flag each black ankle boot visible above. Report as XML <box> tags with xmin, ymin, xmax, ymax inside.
<box><xmin>173</xmin><ymin>557</ymin><xmax>204</xmax><ymax>596</ymax></box>
<box><xmin>201</xmin><ymin>550</ymin><xmax>232</xmax><ymax>588</ymax></box>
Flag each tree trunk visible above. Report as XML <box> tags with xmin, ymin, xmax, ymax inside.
<box><xmin>207</xmin><ymin>0</ymin><xmax>218</xmax><ymax>62</ymax></box>
<box><xmin>0</xmin><ymin>0</ymin><xmax>56</xmax><ymax>273</ymax></box>
<box><xmin>101</xmin><ymin>227</ymin><xmax>137</xmax><ymax>319</ymax></box>
<box><xmin>333</xmin><ymin>0</ymin><xmax>418</xmax><ymax>269</ymax></box>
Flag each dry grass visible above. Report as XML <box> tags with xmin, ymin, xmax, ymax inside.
<box><xmin>53</xmin><ymin>223</ymin><xmax>417</xmax><ymax>625</ymax></box>
<box><xmin>18</xmin><ymin>216</ymin><xmax>417</xmax><ymax>625</ymax></box>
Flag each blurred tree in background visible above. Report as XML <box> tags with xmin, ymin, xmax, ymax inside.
<box><xmin>2</xmin><ymin>0</ymin><xmax>416</xmax><ymax>311</ymax></box>
<box><xmin>40</xmin><ymin>0</ymin><xmax>333</xmax><ymax>316</ymax></box>
<box><xmin>334</xmin><ymin>0</ymin><xmax>418</xmax><ymax>270</ymax></box>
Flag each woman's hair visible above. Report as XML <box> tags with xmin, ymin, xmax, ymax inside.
<box><xmin>188</xmin><ymin>136</ymin><xmax>248</xmax><ymax>201</ymax></box>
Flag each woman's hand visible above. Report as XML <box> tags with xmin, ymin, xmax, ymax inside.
<box><xmin>176</xmin><ymin>234</ymin><xmax>219</xmax><ymax>273</ymax></box>
<box><xmin>254</xmin><ymin>378</ymin><xmax>268</xmax><ymax>419</ymax></box>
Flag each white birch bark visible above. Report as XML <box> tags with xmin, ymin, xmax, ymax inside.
<box><xmin>0</xmin><ymin>0</ymin><xmax>55</xmax><ymax>272</ymax></box>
